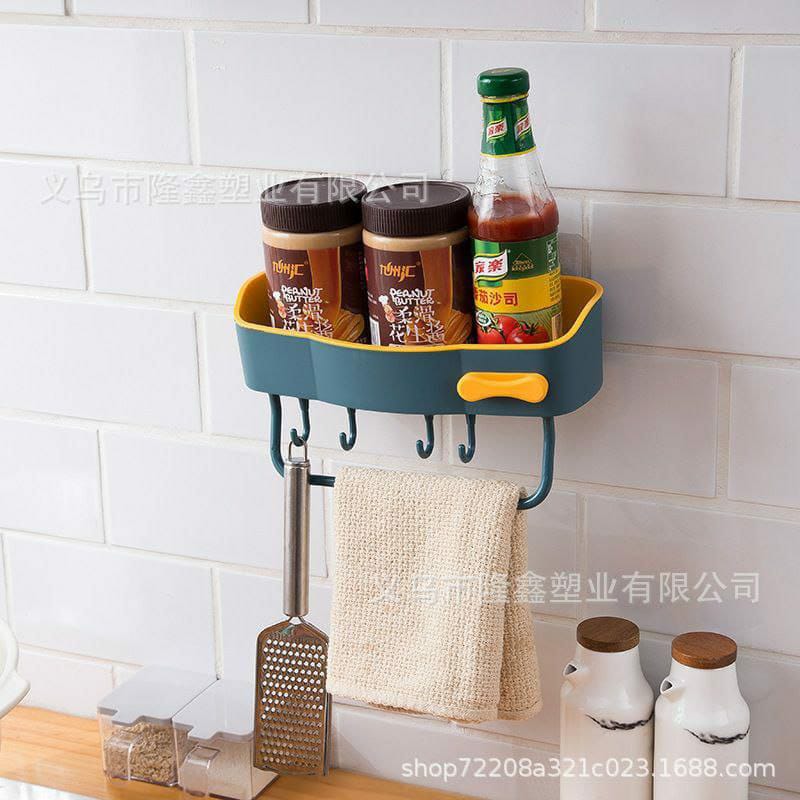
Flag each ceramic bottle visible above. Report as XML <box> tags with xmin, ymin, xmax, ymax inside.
<box><xmin>560</xmin><ymin>617</ymin><xmax>654</xmax><ymax>800</ymax></box>
<box><xmin>654</xmin><ymin>631</ymin><xmax>750</xmax><ymax>800</ymax></box>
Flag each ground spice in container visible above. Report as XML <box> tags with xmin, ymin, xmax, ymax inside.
<box><xmin>103</xmin><ymin>721</ymin><xmax>178</xmax><ymax>785</ymax></box>
<box><xmin>261</xmin><ymin>177</ymin><xmax>369</xmax><ymax>342</ymax></box>
<box><xmin>362</xmin><ymin>182</ymin><xmax>474</xmax><ymax>346</ymax></box>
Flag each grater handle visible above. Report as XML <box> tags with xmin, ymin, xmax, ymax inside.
<box><xmin>283</xmin><ymin>445</ymin><xmax>311</xmax><ymax>618</ymax></box>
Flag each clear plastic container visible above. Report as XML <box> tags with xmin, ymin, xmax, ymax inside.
<box><xmin>173</xmin><ymin>680</ymin><xmax>277</xmax><ymax>800</ymax></box>
<box><xmin>98</xmin><ymin>666</ymin><xmax>216</xmax><ymax>786</ymax></box>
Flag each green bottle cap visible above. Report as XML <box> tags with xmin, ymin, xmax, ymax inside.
<box><xmin>477</xmin><ymin>67</ymin><xmax>530</xmax><ymax>98</ymax></box>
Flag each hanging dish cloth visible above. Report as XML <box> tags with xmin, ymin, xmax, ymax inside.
<box><xmin>327</xmin><ymin>466</ymin><xmax>541</xmax><ymax>724</ymax></box>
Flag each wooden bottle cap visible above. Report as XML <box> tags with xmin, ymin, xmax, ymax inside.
<box><xmin>672</xmin><ymin>632</ymin><xmax>737</xmax><ymax>670</ymax></box>
<box><xmin>577</xmin><ymin>617</ymin><xmax>640</xmax><ymax>653</ymax></box>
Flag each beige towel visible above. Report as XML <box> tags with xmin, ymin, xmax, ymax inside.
<box><xmin>327</xmin><ymin>466</ymin><xmax>542</xmax><ymax>724</ymax></box>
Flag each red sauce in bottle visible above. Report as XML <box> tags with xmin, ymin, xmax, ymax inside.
<box><xmin>468</xmin><ymin>194</ymin><xmax>559</xmax><ymax>242</ymax></box>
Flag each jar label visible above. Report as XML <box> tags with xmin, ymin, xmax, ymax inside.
<box><xmin>264</xmin><ymin>241</ymin><xmax>369</xmax><ymax>342</ymax></box>
<box><xmin>472</xmin><ymin>231</ymin><xmax>562</xmax><ymax>343</ymax></box>
<box><xmin>481</xmin><ymin>95</ymin><xmax>536</xmax><ymax>157</ymax></box>
<box><xmin>365</xmin><ymin>241</ymin><xmax>474</xmax><ymax>346</ymax></box>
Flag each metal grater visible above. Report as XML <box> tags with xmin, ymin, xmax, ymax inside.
<box><xmin>254</xmin><ymin>445</ymin><xmax>331</xmax><ymax>776</ymax></box>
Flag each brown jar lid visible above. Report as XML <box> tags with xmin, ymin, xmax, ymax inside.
<box><xmin>362</xmin><ymin>181</ymin><xmax>471</xmax><ymax>238</ymax></box>
<box><xmin>577</xmin><ymin>617</ymin><xmax>640</xmax><ymax>653</ymax></box>
<box><xmin>672</xmin><ymin>632</ymin><xmax>737</xmax><ymax>670</ymax></box>
<box><xmin>261</xmin><ymin>177</ymin><xmax>366</xmax><ymax>233</ymax></box>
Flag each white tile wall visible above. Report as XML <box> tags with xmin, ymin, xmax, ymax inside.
<box><xmin>739</xmin><ymin>47</ymin><xmax>800</xmax><ymax>202</ymax></box>
<box><xmin>334</xmin><ymin>704</ymin><xmax>559</xmax><ymax>799</ymax></box>
<box><xmin>596</xmin><ymin>0</ymin><xmax>800</xmax><ymax>33</ymax></box>
<box><xmin>466</xmin><ymin>353</ymin><xmax>718</xmax><ymax>496</ymax></box>
<box><xmin>19</xmin><ymin>648</ymin><xmax>113</xmax><ymax>717</ymax></box>
<box><xmin>6</xmin><ymin>535</ymin><xmax>216</xmax><ymax>672</ymax></box>
<box><xmin>103</xmin><ymin>431</ymin><xmax>327</xmax><ymax>574</ymax></box>
<box><xmin>217</xmin><ymin>569</ymin><xmax>331</xmax><ymax>682</ymax></box>
<box><xmin>194</xmin><ymin>32</ymin><xmax>441</xmax><ymax>176</ymax></box>
<box><xmin>87</xmin><ymin>168</ymin><xmax>263</xmax><ymax>304</ymax></box>
<box><xmin>320</xmin><ymin>0</ymin><xmax>583</xmax><ymax>31</ymax></box>
<box><xmin>0</xmin><ymin>418</ymin><xmax>101</xmax><ymax>541</ymax></box>
<box><xmin>1</xmin><ymin>4</ymin><xmax>799</xmax><ymax>798</ymax></box>
<box><xmin>586</xmin><ymin>496</ymin><xmax>800</xmax><ymax>656</ymax></box>
<box><xmin>452</xmin><ymin>41</ymin><xmax>730</xmax><ymax>194</ymax></box>
<box><xmin>0</xmin><ymin>159</ymin><xmax>85</xmax><ymax>290</ymax></box>
<box><xmin>0</xmin><ymin>0</ymin><xmax>62</xmax><ymax>12</ymax></box>
<box><xmin>73</xmin><ymin>0</ymin><xmax>307</xmax><ymax>22</ymax></box>
<box><xmin>591</xmin><ymin>202</ymin><xmax>800</xmax><ymax>358</ymax></box>
<box><xmin>0</xmin><ymin>26</ymin><xmax>189</xmax><ymax>163</ymax></box>
<box><xmin>729</xmin><ymin>366</ymin><xmax>800</xmax><ymax>509</ymax></box>
<box><xmin>0</xmin><ymin>295</ymin><xmax>200</xmax><ymax>428</ymax></box>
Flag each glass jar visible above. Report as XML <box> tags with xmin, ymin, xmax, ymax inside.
<box><xmin>362</xmin><ymin>181</ymin><xmax>474</xmax><ymax>346</ymax></box>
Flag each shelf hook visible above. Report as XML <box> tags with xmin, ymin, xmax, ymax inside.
<box><xmin>457</xmin><ymin>414</ymin><xmax>477</xmax><ymax>464</ymax></box>
<box><xmin>415</xmin><ymin>414</ymin><xmax>435</xmax><ymax>459</ymax></box>
<box><xmin>339</xmin><ymin>407</ymin><xmax>358</xmax><ymax>451</ymax></box>
<box><xmin>517</xmin><ymin>417</ymin><xmax>555</xmax><ymax>510</ymax></box>
<box><xmin>289</xmin><ymin>398</ymin><xmax>311</xmax><ymax>446</ymax></box>
<box><xmin>268</xmin><ymin>394</ymin><xmax>334</xmax><ymax>488</ymax></box>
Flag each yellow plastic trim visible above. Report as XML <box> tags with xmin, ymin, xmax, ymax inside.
<box><xmin>234</xmin><ymin>273</ymin><xmax>603</xmax><ymax>354</ymax></box>
<box><xmin>457</xmin><ymin>372</ymin><xmax>549</xmax><ymax>404</ymax></box>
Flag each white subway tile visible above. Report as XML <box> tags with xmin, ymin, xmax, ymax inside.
<box><xmin>0</xmin><ymin>551</ymin><xmax>8</xmax><ymax>621</ymax></box>
<box><xmin>452</xmin><ymin>41</ymin><xmax>730</xmax><ymax>194</ymax></box>
<box><xmin>87</xmin><ymin>168</ymin><xmax>262</xmax><ymax>304</ymax></box>
<box><xmin>0</xmin><ymin>0</ymin><xmax>62</xmax><ymax>12</ymax></box>
<box><xmin>467</xmin><ymin>353</ymin><xmax>718</xmax><ymax>496</ymax></box>
<box><xmin>596</xmin><ymin>0</ymin><xmax>800</xmax><ymax>33</ymax></box>
<box><xmin>0</xmin><ymin>26</ymin><xmax>189</xmax><ymax>162</ymax></box>
<box><xmin>472</xmin><ymin>618</ymin><xmax>575</xmax><ymax>746</ymax></box>
<box><xmin>591</xmin><ymin>202</ymin><xmax>800</xmax><ymax>359</ymax></box>
<box><xmin>739</xmin><ymin>47</ymin><xmax>800</xmax><ymax>202</ymax></box>
<box><xmin>73</xmin><ymin>0</ymin><xmax>307</xmax><ymax>22</ymax></box>
<box><xmin>195</xmin><ymin>32</ymin><xmax>440</xmax><ymax>176</ymax></box>
<box><xmin>19</xmin><ymin>648</ymin><xmax>112</xmax><ymax>717</ymax></box>
<box><xmin>0</xmin><ymin>159</ymin><xmax>84</xmax><ymax>290</ymax></box>
<box><xmin>586</xmin><ymin>496</ymin><xmax>800</xmax><ymax>656</ymax></box>
<box><xmin>6</xmin><ymin>536</ymin><xmax>215</xmax><ymax>671</ymax></box>
<box><xmin>553</xmin><ymin>194</ymin><xmax>584</xmax><ymax>276</ymax></box>
<box><xmin>0</xmin><ymin>418</ymin><xmax>101</xmax><ymax>541</ymax></box>
<box><xmin>320</xmin><ymin>0</ymin><xmax>582</xmax><ymax>31</ymax></box>
<box><xmin>0</xmin><ymin>295</ymin><xmax>200</xmax><ymax>429</ymax></box>
<box><xmin>103</xmin><ymin>432</ymin><xmax>327</xmax><ymax>575</ymax></box>
<box><xmin>729</xmin><ymin>366</ymin><xmax>800</xmax><ymax>509</ymax></box>
<box><xmin>334</xmin><ymin>704</ymin><xmax>558</xmax><ymax>799</ymax></box>
<box><xmin>218</xmin><ymin>570</ymin><xmax>331</xmax><ymax>682</ymax></box>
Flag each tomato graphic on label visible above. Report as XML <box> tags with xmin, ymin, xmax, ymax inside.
<box><xmin>508</xmin><ymin>322</ymin><xmax>550</xmax><ymax>344</ymax></box>
<box><xmin>478</xmin><ymin>327</ymin><xmax>505</xmax><ymax>344</ymax></box>
<box><xmin>495</xmin><ymin>315</ymin><xmax>520</xmax><ymax>340</ymax></box>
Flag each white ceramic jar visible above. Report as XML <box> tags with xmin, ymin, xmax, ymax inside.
<box><xmin>654</xmin><ymin>632</ymin><xmax>750</xmax><ymax>800</ymax></box>
<box><xmin>560</xmin><ymin>617</ymin><xmax>654</xmax><ymax>800</ymax></box>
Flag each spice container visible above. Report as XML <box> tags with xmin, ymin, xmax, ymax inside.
<box><xmin>98</xmin><ymin>666</ymin><xmax>216</xmax><ymax>786</ymax></box>
<box><xmin>173</xmin><ymin>680</ymin><xmax>277</xmax><ymax>800</ymax></box>
<box><xmin>261</xmin><ymin>177</ymin><xmax>369</xmax><ymax>342</ymax></box>
<box><xmin>362</xmin><ymin>182</ymin><xmax>474</xmax><ymax>346</ymax></box>
<box><xmin>560</xmin><ymin>617</ymin><xmax>654</xmax><ymax>800</ymax></box>
<box><xmin>654</xmin><ymin>632</ymin><xmax>750</xmax><ymax>800</ymax></box>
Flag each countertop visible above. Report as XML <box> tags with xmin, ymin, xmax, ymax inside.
<box><xmin>0</xmin><ymin>707</ymin><xmax>465</xmax><ymax>800</ymax></box>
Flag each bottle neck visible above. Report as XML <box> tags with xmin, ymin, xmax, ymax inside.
<box><xmin>480</xmin><ymin>94</ymin><xmax>536</xmax><ymax>158</ymax></box>
<box><xmin>569</xmin><ymin>643</ymin><xmax>645</xmax><ymax>682</ymax></box>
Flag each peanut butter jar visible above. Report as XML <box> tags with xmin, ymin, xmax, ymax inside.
<box><xmin>362</xmin><ymin>182</ymin><xmax>474</xmax><ymax>346</ymax></box>
<box><xmin>261</xmin><ymin>177</ymin><xmax>368</xmax><ymax>343</ymax></box>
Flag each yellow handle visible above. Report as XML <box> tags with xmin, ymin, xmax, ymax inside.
<box><xmin>457</xmin><ymin>372</ymin><xmax>549</xmax><ymax>404</ymax></box>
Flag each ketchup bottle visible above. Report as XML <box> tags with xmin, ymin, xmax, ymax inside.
<box><xmin>468</xmin><ymin>67</ymin><xmax>562</xmax><ymax>345</ymax></box>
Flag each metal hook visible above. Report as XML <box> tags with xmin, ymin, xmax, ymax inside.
<box><xmin>415</xmin><ymin>414</ymin><xmax>435</xmax><ymax>459</ymax></box>
<box><xmin>339</xmin><ymin>407</ymin><xmax>357</xmax><ymax>451</ymax></box>
<box><xmin>289</xmin><ymin>398</ymin><xmax>311</xmax><ymax>446</ymax></box>
<box><xmin>457</xmin><ymin>414</ymin><xmax>476</xmax><ymax>463</ymax></box>
<box><xmin>517</xmin><ymin>417</ymin><xmax>555</xmax><ymax>510</ymax></box>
